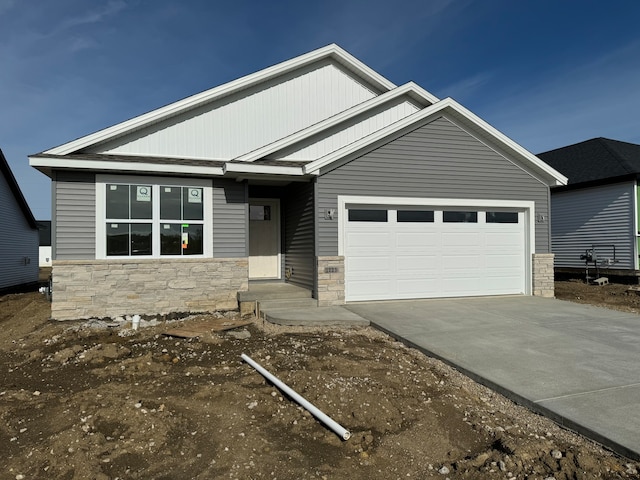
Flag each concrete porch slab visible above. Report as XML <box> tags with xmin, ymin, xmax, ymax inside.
<box><xmin>263</xmin><ymin>306</ymin><xmax>370</xmax><ymax>327</ymax></box>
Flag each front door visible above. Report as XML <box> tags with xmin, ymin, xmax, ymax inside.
<box><xmin>249</xmin><ymin>199</ymin><xmax>280</xmax><ymax>279</ymax></box>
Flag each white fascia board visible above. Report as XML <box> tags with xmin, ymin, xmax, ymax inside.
<box><xmin>46</xmin><ymin>44</ymin><xmax>397</xmax><ymax>156</ymax></box>
<box><xmin>304</xmin><ymin>98</ymin><xmax>569</xmax><ymax>187</ymax></box>
<box><xmin>29</xmin><ymin>155</ymin><xmax>224</xmax><ymax>176</ymax></box>
<box><xmin>235</xmin><ymin>83</ymin><xmax>436</xmax><ymax>163</ymax></box>
<box><xmin>223</xmin><ymin>162</ymin><xmax>305</xmax><ymax>176</ymax></box>
<box><xmin>403</xmin><ymin>81</ymin><xmax>439</xmax><ymax>105</ymax></box>
<box><xmin>327</xmin><ymin>44</ymin><xmax>397</xmax><ymax>92</ymax></box>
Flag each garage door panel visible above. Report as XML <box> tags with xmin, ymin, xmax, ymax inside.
<box><xmin>441</xmin><ymin>254</ymin><xmax>484</xmax><ymax>269</ymax></box>
<box><xmin>397</xmin><ymin>278</ymin><xmax>441</xmax><ymax>296</ymax></box>
<box><xmin>347</xmin><ymin>256</ymin><xmax>393</xmax><ymax>273</ymax></box>
<box><xmin>441</xmin><ymin>232</ymin><xmax>481</xmax><ymax>246</ymax></box>
<box><xmin>348</xmin><ymin>279</ymin><xmax>395</xmax><ymax>300</ymax></box>
<box><xmin>485</xmin><ymin>231</ymin><xmax>522</xmax><ymax>246</ymax></box>
<box><xmin>396</xmin><ymin>255</ymin><xmax>439</xmax><ymax>272</ymax></box>
<box><xmin>484</xmin><ymin>253</ymin><xmax>523</xmax><ymax>268</ymax></box>
<box><xmin>396</xmin><ymin>232</ymin><xmax>439</xmax><ymax>248</ymax></box>
<box><xmin>346</xmin><ymin>231</ymin><xmax>392</xmax><ymax>248</ymax></box>
<box><xmin>480</xmin><ymin>276</ymin><xmax>524</xmax><ymax>294</ymax></box>
<box><xmin>345</xmin><ymin>206</ymin><xmax>527</xmax><ymax>301</ymax></box>
<box><xmin>441</xmin><ymin>276</ymin><xmax>483</xmax><ymax>295</ymax></box>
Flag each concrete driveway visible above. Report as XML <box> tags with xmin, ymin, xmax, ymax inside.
<box><xmin>346</xmin><ymin>296</ymin><xmax>640</xmax><ymax>460</ymax></box>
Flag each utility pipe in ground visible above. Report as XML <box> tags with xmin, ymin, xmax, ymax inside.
<box><xmin>241</xmin><ymin>353</ymin><xmax>351</xmax><ymax>441</ymax></box>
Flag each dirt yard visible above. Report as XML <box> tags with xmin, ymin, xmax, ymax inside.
<box><xmin>1</xmin><ymin>281</ymin><xmax>639</xmax><ymax>479</ymax></box>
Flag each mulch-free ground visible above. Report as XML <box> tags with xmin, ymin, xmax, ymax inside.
<box><xmin>1</xmin><ymin>282</ymin><xmax>638</xmax><ymax>479</ymax></box>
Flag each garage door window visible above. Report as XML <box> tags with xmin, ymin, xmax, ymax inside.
<box><xmin>348</xmin><ymin>209</ymin><xmax>388</xmax><ymax>222</ymax></box>
<box><xmin>443</xmin><ymin>211</ymin><xmax>478</xmax><ymax>223</ymax></box>
<box><xmin>397</xmin><ymin>210</ymin><xmax>434</xmax><ymax>222</ymax></box>
<box><xmin>486</xmin><ymin>212</ymin><xmax>519</xmax><ymax>223</ymax></box>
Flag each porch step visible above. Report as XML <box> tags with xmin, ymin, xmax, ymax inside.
<box><xmin>258</xmin><ymin>298</ymin><xmax>318</xmax><ymax>312</ymax></box>
<box><xmin>237</xmin><ymin>283</ymin><xmax>312</xmax><ymax>303</ymax></box>
<box><xmin>262</xmin><ymin>306</ymin><xmax>369</xmax><ymax>327</ymax></box>
<box><xmin>237</xmin><ymin>281</ymin><xmax>368</xmax><ymax>327</ymax></box>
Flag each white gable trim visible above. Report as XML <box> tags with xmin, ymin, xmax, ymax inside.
<box><xmin>235</xmin><ymin>82</ymin><xmax>439</xmax><ymax>162</ymax></box>
<box><xmin>45</xmin><ymin>44</ymin><xmax>398</xmax><ymax>156</ymax></box>
<box><xmin>304</xmin><ymin>98</ymin><xmax>568</xmax><ymax>187</ymax></box>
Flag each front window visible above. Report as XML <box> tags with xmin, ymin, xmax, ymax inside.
<box><xmin>159</xmin><ymin>186</ymin><xmax>204</xmax><ymax>256</ymax></box>
<box><xmin>99</xmin><ymin>178</ymin><xmax>209</xmax><ymax>258</ymax></box>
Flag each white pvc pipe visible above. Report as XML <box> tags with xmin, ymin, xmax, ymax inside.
<box><xmin>241</xmin><ymin>353</ymin><xmax>351</xmax><ymax>440</ymax></box>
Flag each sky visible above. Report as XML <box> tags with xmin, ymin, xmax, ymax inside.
<box><xmin>1</xmin><ymin>0</ymin><xmax>639</xmax><ymax>220</ymax></box>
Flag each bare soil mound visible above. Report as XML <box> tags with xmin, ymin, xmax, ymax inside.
<box><xmin>0</xmin><ymin>289</ymin><xmax>638</xmax><ymax>479</ymax></box>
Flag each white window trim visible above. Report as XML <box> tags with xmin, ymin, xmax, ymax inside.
<box><xmin>337</xmin><ymin>195</ymin><xmax>535</xmax><ymax>295</ymax></box>
<box><xmin>96</xmin><ymin>174</ymin><xmax>212</xmax><ymax>259</ymax></box>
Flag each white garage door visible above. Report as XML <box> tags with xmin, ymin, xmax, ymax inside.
<box><xmin>344</xmin><ymin>206</ymin><xmax>526</xmax><ymax>301</ymax></box>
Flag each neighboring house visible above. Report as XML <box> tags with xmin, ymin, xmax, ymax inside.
<box><xmin>0</xmin><ymin>149</ymin><xmax>39</xmax><ymax>292</ymax></box>
<box><xmin>29</xmin><ymin>44</ymin><xmax>567</xmax><ymax>321</ymax></box>
<box><xmin>37</xmin><ymin>220</ymin><xmax>52</xmax><ymax>267</ymax></box>
<box><xmin>538</xmin><ymin>137</ymin><xmax>640</xmax><ymax>277</ymax></box>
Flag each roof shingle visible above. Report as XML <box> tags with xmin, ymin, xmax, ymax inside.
<box><xmin>537</xmin><ymin>137</ymin><xmax>640</xmax><ymax>186</ymax></box>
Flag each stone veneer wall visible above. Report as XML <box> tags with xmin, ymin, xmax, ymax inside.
<box><xmin>316</xmin><ymin>256</ymin><xmax>345</xmax><ymax>306</ymax></box>
<box><xmin>51</xmin><ymin>258</ymin><xmax>249</xmax><ymax>320</ymax></box>
<box><xmin>532</xmin><ymin>253</ymin><xmax>555</xmax><ymax>298</ymax></box>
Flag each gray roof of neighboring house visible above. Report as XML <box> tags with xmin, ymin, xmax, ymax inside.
<box><xmin>537</xmin><ymin>137</ymin><xmax>640</xmax><ymax>187</ymax></box>
<box><xmin>0</xmin><ymin>148</ymin><xmax>37</xmax><ymax>229</ymax></box>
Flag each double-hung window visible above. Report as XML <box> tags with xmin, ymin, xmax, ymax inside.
<box><xmin>98</xmin><ymin>176</ymin><xmax>210</xmax><ymax>258</ymax></box>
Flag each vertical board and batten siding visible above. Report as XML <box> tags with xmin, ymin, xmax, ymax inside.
<box><xmin>551</xmin><ymin>182</ymin><xmax>635</xmax><ymax>269</ymax></box>
<box><xmin>0</xmin><ymin>170</ymin><xmax>38</xmax><ymax>289</ymax></box>
<box><xmin>284</xmin><ymin>182</ymin><xmax>315</xmax><ymax>290</ymax></box>
<box><xmin>54</xmin><ymin>171</ymin><xmax>96</xmax><ymax>260</ymax></box>
<box><xmin>272</xmin><ymin>98</ymin><xmax>420</xmax><ymax>161</ymax></box>
<box><xmin>317</xmin><ymin>116</ymin><xmax>550</xmax><ymax>255</ymax></box>
<box><xmin>89</xmin><ymin>60</ymin><xmax>377</xmax><ymax>161</ymax></box>
<box><xmin>212</xmin><ymin>179</ymin><xmax>247</xmax><ymax>258</ymax></box>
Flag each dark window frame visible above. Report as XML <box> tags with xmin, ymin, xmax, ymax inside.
<box><xmin>486</xmin><ymin>211</ymin><xmax>519</xmax><ymax>224</ymax></box>
<box><xmin>397</xmin><ymin>210</ymin><xmax>435</xmax><ymax>223</ymax></box>
<box><xmin>443</xmin><ymin>211</ymin><xmax>478</xmax><ymax>223</ymax></box>
<box><xmin>348</xmin><ymin>209</ymin><xmax>388</xmax><ymax>222</ymax></box>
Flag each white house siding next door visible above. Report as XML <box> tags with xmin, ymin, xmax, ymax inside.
<box><xmin>344</xmin><ymin>205</ymin><xmax>526</xmax><ymax>301</ymax></box>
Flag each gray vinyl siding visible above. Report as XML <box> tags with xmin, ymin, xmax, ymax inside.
<box><xmin>0</xmin><ymin>170</ymin><xmax>38</xmax><ymax>289</ymax></box>
<box><xmin>284</xmin><ymin>181</ymin><xmax>315</xmax><ymax>290</ymax></box>
<box><xmin>53</xmin><ymin>171</ymin><xmax>96</xmax><ymax>260</ymax></box>
<box><xmin>317</xmin><ymin>116</ymin><xmax>550</xmax><ymax>255</ymax></box>
<box><xmin>551</xmin><ymin>181</ymin><xmax>635</xmax><ymax>269</ymax></box>
<box><xmin>213</xmin><ymin>179</ymin><xmax>247</xmax><ymax>257</ymax></box>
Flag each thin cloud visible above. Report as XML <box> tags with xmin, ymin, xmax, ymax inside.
<box><xmin>479</xmin><ymin>39</ymin><xmax>640</xmax><ymax>152</ymax></box>
<box><xmin>55</xmin><ymin>0</ymin><xmax>128</xmax><ymax>33</ymax></box>
<box><xmin>0</xmin><ymin>0</ymin><xmax>16</xmax><ymax>15</ymax></box>
<box><xmin>439</xmin><ymin>71</ymin><xmax>494</xmax><ymax>103</ymax></box>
